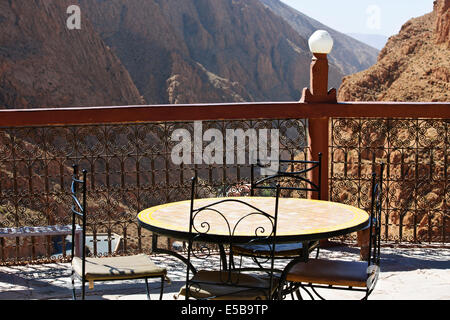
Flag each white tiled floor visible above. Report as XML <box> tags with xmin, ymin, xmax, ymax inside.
<box><xmin>0</xmin><ymin>245</ymin><xmax>449</xmax><ymax>300</ymax></box>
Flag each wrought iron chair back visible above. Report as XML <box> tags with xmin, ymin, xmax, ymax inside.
<box><xmin>234</xmin><ymin>153</ymin><xmax>322</xmax><ymax>264</ymax></box>
<box><xmin>70</xmin><ymin>165</ymin><xmax>88</xmax><ymax>299</ymax></box>
<box><xmin>277</xmin><ymin>162</ymin><xmax>385</xmax><ymax>300</ymax></box>
<box><xmin>70</xmin><ymin>165</ymin><xmax>167</xmax><ymax>300</ymax></box>
<box><xmin>184</xmin><ymin>176</ymin><xmax>280</xmax><ymax>300</ymax></box>
<box><xmin>366</xmin><ymin>162</ymin><xmax>385</xmax><ymax>293</ymax></box>
<box><xmin>251</xmin><ymin>153</ymin><xmax>322</xmax><ymax>199</ymax></box>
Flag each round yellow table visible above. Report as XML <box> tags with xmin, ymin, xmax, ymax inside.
<box><xmin>138</xmin><ymin>197</ymin><xmax>369</xmax><ymax>244</ymax></box>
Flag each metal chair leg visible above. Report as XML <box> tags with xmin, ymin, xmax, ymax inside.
<box><xmin>71</xmin><ymin>272</ymin><xmax>77</xmax><ymax>300</ymax></box>
<box><xmin>309</xmin><ymin>285</ymin><xmax>326</xmax><ymax>300</ymax></box>
<box><xmin>81</xmin><ymin>279</ymin><xmax>86</xmax><ymax>300</ymax></box>
<box><xmin>295</xmin><ymin>288</ymin><xmax>303</xmax><ymax>300</ymax></box>
<box><xmin>145</xmin><ymin>278</ymin><xmax>151</xmax><ymax>300</ymax></box>
<box><xmin>145</xmin><ymin>277</ymin><xmax>165</xmax><ymax>300</ymax></box>
<box><xmin>300</xmin><ymin>284</ymin><xmax>316</xmax><ymax>300</ymax></box>
<box><xmin>72</xmin><ymin>288</ymin><xmax>76</xmax><ymax>300</ymax></box>
<box><xmin>159</xmin><ymin>276</ymin><xmax>165</xmax><ymax>300</ymax></box>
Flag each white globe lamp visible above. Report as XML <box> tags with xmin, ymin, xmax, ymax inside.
<box><xmin>300</xmin><ymin>30</ymin><xmax>337</xmax><ymax>103</ymax></box>
<box><xmin>308</xmin><ymin>30</ymin><xmax>334</xmax><ymax>54</ymax></box>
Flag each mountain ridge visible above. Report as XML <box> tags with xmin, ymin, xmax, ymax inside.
<box><xmin>79</xmin><ymin>0</ymin><xmax>344</xmax><ymax>104</ymax></box>
<box><xmin>258</xmin><ymin>0</ymin><xmax>379</xmax><ymax>75</ymax></box>
<box><xmin>0</xmin><ymin>0</ymin><xmax>143</xmax><ymax>109</ymax></box>
<box><xmin>346</xmin><ymin>33</ymin><xmax>389</xmax><ymax>51</ymax></box>
<box><xmin>1</xmin><ymin>0</ymin><xmax>382</xmax><ymax>109</ymax></box>
<box><xmin>338</xmin><ymin>0</ymin><xmax>449</xmax><ymax>102</ymax></box>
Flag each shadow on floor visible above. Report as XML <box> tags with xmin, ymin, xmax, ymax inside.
<box><xmin>0</xmin><ymin>266</ymin><xmax>171</xmax><ymax>300</ymax></box>
<box><xmin>321</xmin><ymin>245</ymin><xmax>450</xmax><ymax>272</ymax></box>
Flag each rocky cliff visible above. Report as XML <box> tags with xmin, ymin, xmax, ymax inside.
<box><xmin>435</xmin><ymin>0</ymin><xmax>450</xmax><ymax>46</ymax></box>
<box><xmin>79</xmin><ymin>0</ymin><xmax>344</xmax><ymax>104</ymax></box>
<box><xmin>2</xmin><ymin>0</ymin><xmax>381</xmax><ymax>108</ymax></box>
<box><xmin>258</xmin><ymin>0</ymin><xmax>379</xmax><ymax>75</ymax></box>
<box><xmin>0</xmin><ymin>0</ymin><xmax>143</xmax><ymax>109</ymax></box>
<box><xmin>338</xmin><ymin>0</ymin><xmax>449</xmax><ymax>102</ymax></box>
<box><xmin>335</xmin><ymin>0</ymin><xmax>449</xmax><ymax>242</ymax></box>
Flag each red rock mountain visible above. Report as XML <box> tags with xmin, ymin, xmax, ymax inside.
<box><xmin>0</xmin><ymin>0</ymin><xmax>143</xmax><ymax>109</ymax></box>
<box><xmin>338</xmin><ymin>0</ymin><xmax>449</xmax><ymax>102</ymax></box>
<box><xmin>258</xmin><ymin>0</ymin><xmax>379</xmax><ymax>75</ymax></box>
<box><xmin>78</xmin><ymin>0</ymin><xmax>345</xmax><ymax>104</ymax></box>
<box><xmin>336</xmin><ymin>0</ymin><xmax>450</xmax><ymax>241</ymax></box>
<box><xmin>0</xmin><ymin>0</ymin><xmax>382</xmax><ymax>108</ymax></box>
<box><xmin>435</xmin><ymin>0</ymin><xmax>450</xmax><ymax>46</ymax></box>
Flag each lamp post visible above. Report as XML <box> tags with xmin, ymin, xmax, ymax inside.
<box><xmin>302</xmin><ymin>30</ymin><xmax>336</xmax><ymax>202</ymax></box>
<box><xmin>302</xmin><ymin>31</ymin><xmax>358</xmax><ymax>250</ymax></box>
<box><xmin>301</xmin><ymin>30</ymin><xmax>338</xmax><ymax>248</ymax></box>
<box><xmin>300</xmin><ymin>30</ymin><xmax>337</xmax><ymax>103</ymax></box>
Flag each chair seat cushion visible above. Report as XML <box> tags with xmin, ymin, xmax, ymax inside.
<box><xmin>178</xmin><ymin>270</ymin><xmax>278</xmax><ymax>300</ymax></box>
<box><xmin>286</xmin><ymin>259</ymin><xmax>378</xmax><ymax>288</ymax></box>
<box><xmin>232</xmin><ymin>241</ymin><xmax>319</xmax><ymax>258</ymax></box>
<box><xmin>72</xmin><ymin>254</ymin><xmax>167</xmax><ymax>281</ymax></box>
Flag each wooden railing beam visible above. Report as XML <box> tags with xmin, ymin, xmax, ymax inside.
<box><xmin>0</xmin><ymin>102</ymin><xmax>449</xmax><ymax>127</ymax></box>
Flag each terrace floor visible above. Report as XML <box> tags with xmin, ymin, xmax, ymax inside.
<box><xmin>0</xmin><ymin>244</ymin><xmax>449</xmax><ymax>300</ymax></box>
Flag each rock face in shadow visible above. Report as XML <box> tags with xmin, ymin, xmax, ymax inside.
<box><xmin>334</xmin><ymin>0</ymin><xmax>449</xmax><ymax>243</ymax></box>
<box><xmin>338</xmin><ymin>0</ymin><xmax>449</xmax><ymax>102</ymax></box>
<box><xmin>2</xmin><ymin>0</ymin><xmax>385</xmax><ymax>108</ymax></box>
<box><xmin>79</xmin><ymin>0</ymin><xmax>344</xmax><ymax>104</ymax></box>
<box><xmin>0</xmin><ymin>0</ymin><xmax>143</xmax><ymax>109</ymax></box>
<box><xmin>78</xmin><ymin>0</ymin><xmax>255</xmax><ymax>104</ymax></box>
<box><xmin>435</xmin><ymin>0</ymin><xmax>450</xmax><ymax>46</ymax></box>
<box><xmin>258</xmin><ymin>0</ymin><xmax>380</xmax><ymax>76</ymax></box>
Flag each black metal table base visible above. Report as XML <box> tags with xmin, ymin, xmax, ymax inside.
<box><xmin>151</xmin><ymin>235</ymin><xmax>230</xmax><ymax>275</ymax></box>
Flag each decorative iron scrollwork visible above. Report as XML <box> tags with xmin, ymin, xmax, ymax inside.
<box><xmin>0</xmin><ymin>119</ymin><xmax>307</xmax><ymax>264</ymax></box>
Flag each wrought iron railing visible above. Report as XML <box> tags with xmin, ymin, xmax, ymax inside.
<box><xmin>330</xmin><ymin>118</ymin><xmax>449</xmax><ymax>243</ymax></box>
<box><xmin>1</xmin><ymin>111</ymin><xmax>450</xmax><ymax>265</ymax></box>
<box><xmin>0</xmin><ymin>118</ymin><xmax>309</xmax><ymax>264</ymax></box>
<box><xmin>0</xmin><ymin>98</ymin><xmax>449</xmax><ymax>265</ymax></box>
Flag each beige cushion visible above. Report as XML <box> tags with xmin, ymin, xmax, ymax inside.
<box><xmin>286</xmin><ymin>259</ymin><xmax>378</xmax><ymax>288</ymax></box>
<box><xmin>232</xmin><ymin>241</ymin><xmax>319</xmax><ymax>258</ymax></box>
<box><xmin>72</xmin><ymin>254</ymin><xmax>166</xmax><ymax>281</ymax></box>
<box><xmin>178</xmin><ymin>270</ymin><xmax>278</xmax><ymax>300</ymax></box>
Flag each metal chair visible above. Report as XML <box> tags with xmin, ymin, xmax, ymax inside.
<box><xmin>70</xmin><ymin>165</ymin><xmax>167</xmax><ymax>300</ymax></box>
<box><xmin>232</xmin><ymin>153</ymin><xmax>322</xmax><ymax>265</ymax></box>
<box><xmin>177</xmin><ymin>176</ymin><xmax>281</xmax><ymax>300</ymax></box>
<box><xmin>278</xmin><ymin>163</ymin><xmax>385</xmax><ymax>300</ymax></box>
